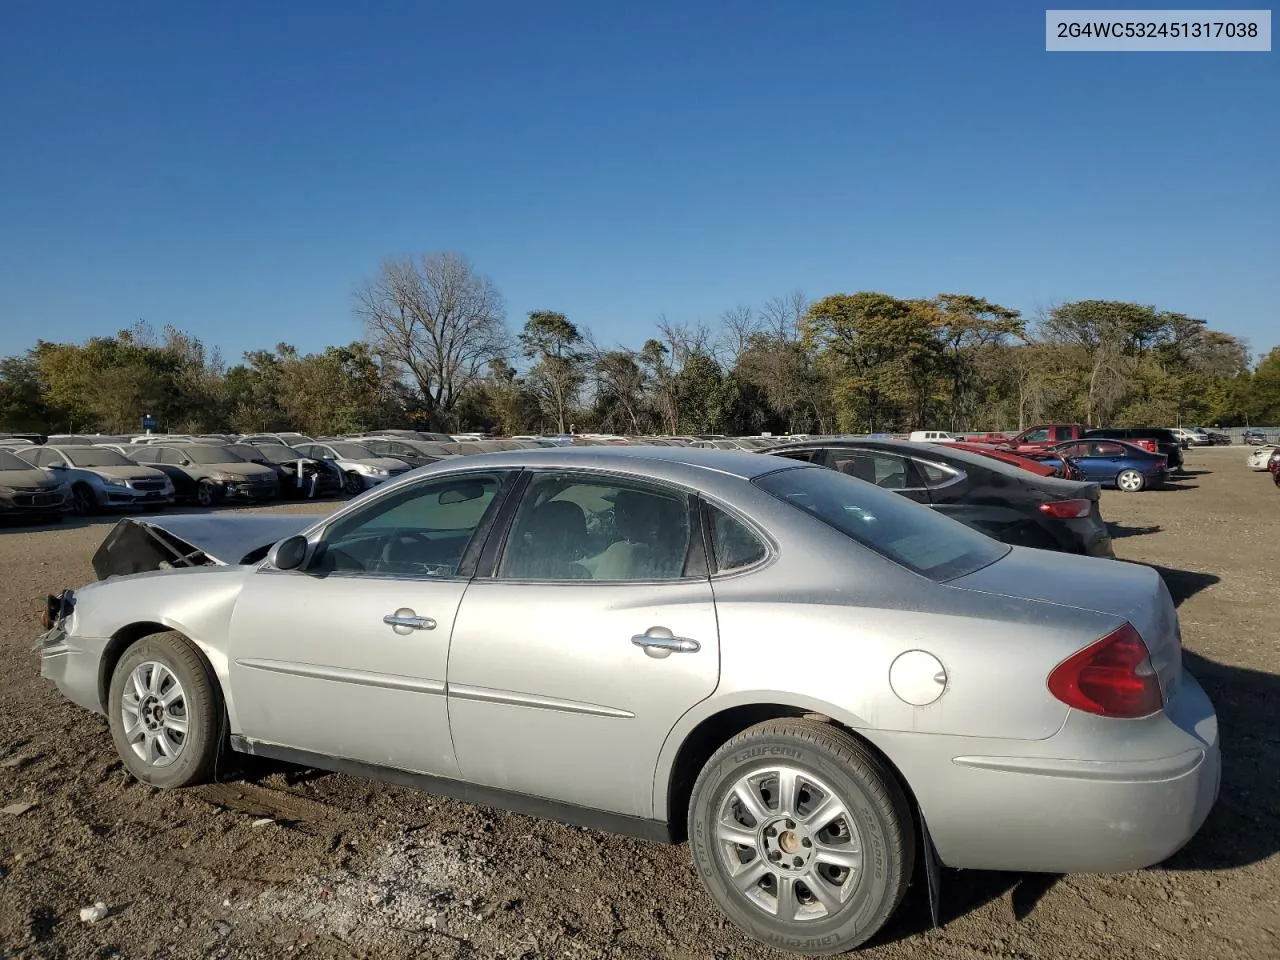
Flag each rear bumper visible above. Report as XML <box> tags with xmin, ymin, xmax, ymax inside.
<box><xmin>871</xmin><ymin>671</ymin><xmax>1220</xmax><ymax>873</ymax></box>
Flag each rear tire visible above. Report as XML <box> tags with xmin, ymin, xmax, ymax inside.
<box><xmin>1116</xmin><ymin>469</ymin><xmax>1145</xmax><ymax>492</ymax></box>
<box><xmin>688</xmin><ymin>718</ymin><xmax>914</xmax><ymax>955</ymax></box>
<box><xmin>107</xmin><ymin>631</ymin><xmax>223</xmax><ymax>789</ymax></box>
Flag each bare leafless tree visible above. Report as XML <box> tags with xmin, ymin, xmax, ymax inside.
<box><xmin>760</xmin><ymin>289</ymin><xmax>809</xmax><ymax>340</ymax></box>
<box><xmin>355</xmin><ymin>252</ymin><xmax>511</xmax><ymax>428</ymax></box>
<box><xmin>715</xmin><ymin>304</ymin><xmax>760</xmax><ymax>367</ymax></box>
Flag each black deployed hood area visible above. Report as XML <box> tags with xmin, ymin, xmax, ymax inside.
<box><xmin>92</xmin><ymin>514</ymin><xmax>315</xmax><ymax>580</ymax></box>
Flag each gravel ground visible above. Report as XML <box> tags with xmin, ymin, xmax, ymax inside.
<box><xmin>1</xmin><ymin>446</ymin><xmax>1277</xmax><ymax>959</ymax></box>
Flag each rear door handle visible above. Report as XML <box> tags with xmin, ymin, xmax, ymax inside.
<box><xmin>632</xmin><ymin>627</ymin><xmax>700</xmax><ymax>656</ymax></box>
<box><xmin>384</xmin><ymin>608</ymin><xmax>436</xmax><ymax>634</ymax></box>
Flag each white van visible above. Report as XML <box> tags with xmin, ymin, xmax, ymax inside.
<box><xmin>907</xmin><ymin>430</ymin><xmax>956</xmax><ymax>443</ymax></box>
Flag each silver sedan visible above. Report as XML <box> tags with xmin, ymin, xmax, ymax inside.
<box><xmin>37</xmin><ymin>447</ymin><xmax>1220</xmax><ymax>954</ymax></box>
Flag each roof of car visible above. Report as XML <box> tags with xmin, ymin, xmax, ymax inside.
<box><xmin>400</xmin><ymin>444</ymin><xmax>793</xmax><ymax>481</ymax></box>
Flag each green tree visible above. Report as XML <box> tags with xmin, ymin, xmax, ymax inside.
<box><xmin>519</xmin><ymin>311</ymin><xmax>585</xmax><ymax>433</ymax></box>
<box><xmin>801</xmin><ymin>292</ymin><xmax>943</xmax><ymax>431</ymax></box>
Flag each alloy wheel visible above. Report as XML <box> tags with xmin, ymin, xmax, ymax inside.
<box><xmin>119</xmin><ymin>661</ymin><xmax>188</xmax><ymax>768</ymax></box>
<box><xmin>715</xmin><ymin>765</ymin><xmax>863</xmax><ymax>922</ymax></box>
<box><xmin>1117</xmin><ymin>469</ymin><xmax>1144</xmax><ymax>492</ymax></box>
<box><xmin>72</xmin><ymin>487</ymin><xmax>94</xmax><ymax>515</ymax></box>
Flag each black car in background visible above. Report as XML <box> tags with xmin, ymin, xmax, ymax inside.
<box><xmin>127</xmin><ymin>443</ymin><xmax>279</xmax><ymax>506</ymax></box>
<box><xmin>1080</xmin><ymin>427</ymin><xmax>1184</xmax><ymax>472</ymax></box>
<box><xmin>224</xmin><ymin>443</ymin><xmax>342</xmax><ymax>499</ymax></box>
<box><xmin>763</xmin><ymin>438</ymin><xmax>1114</xmax><ymax>557</ymax></box>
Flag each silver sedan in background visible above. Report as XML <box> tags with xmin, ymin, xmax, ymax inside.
<box><xmin>37</xmin><ymin>447</ymin><xmax>1219</xmax><ymax>954</ymax></box>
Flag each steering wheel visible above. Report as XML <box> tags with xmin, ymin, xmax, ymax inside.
<box><xmin>377</xmin><ymin>530</ymin><xmax>452</xmax><ymax>575</ymax></box>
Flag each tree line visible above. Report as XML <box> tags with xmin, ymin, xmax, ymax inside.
<box><xmin>2</xmin><ymin>251</ymin><xmax>1278</xmax><ymax>437</ymax></box>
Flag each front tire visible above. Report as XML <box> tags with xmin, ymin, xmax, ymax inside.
<box><xmin>107</xmin><ymin>631</ymin><xmax>223</xmax><ymax>789</ymax></box>
<box><xmin>343</xmin><ymin>470</ymin><xmax>364</xmax><ymax>495</ymax></box>
<box><xmin>688</xmin><ymin>719</ymin><xmax>914</xmax><ymax>955</ymax></box>
<box><xmin>71</xmin><ymin>483</ymin><xmax>97</xmax><ymax>516</ymax></box>
<box><xmin>1116</xmin><ymin>469</ymin><xmax>1145</xmax><ymax>492</ymax></box>
<box><xmin>195</xmin><ymin>480</ymin><xmax>220</xmax><ymax>507</ymax></box>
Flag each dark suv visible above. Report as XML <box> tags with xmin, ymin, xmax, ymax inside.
<box><xmin>1081</xmin><ymin>427</ymin><xmax>1184</xmax><ymax>473</ymax></box>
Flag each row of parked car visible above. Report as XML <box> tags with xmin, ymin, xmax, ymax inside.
<box><xmin>0</xmin><ymin>425</ymin><xmax>1196</xmax><ymax>565</ymax></box>
<box><xmin>0</xmin><ymin>429</ymin><xmax>807</xmax><ymax>521</ymax></box>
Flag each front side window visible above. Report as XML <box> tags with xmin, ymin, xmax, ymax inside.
<box><xmin>311</xmin><ymin>473</ymin><xmax>506</xmax><ymax>577</ymax></box>
<box><xmin>497</xmin><ymin>472</ymin><xmax>693</xmax><ymax>581</ymax></box>
<box><xmin>755</xmin><ymin>465</ymin><xmax>1008</xmax><ymax>582</ymax></box>
<box><xmin>1023</xmin><ymin>429</ymin><xmax>1050</xmax><ymax>443</ymax></box>
<box><xmin>706</xmin><ymin>503</ymin><xmax>767</xmax><ymax>574</ymax></box>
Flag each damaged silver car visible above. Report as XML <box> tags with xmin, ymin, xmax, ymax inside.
<box><xmin>37</xmin><ymin>448</ymin><xmax>1220</xmax><ymax>954</ymax></box>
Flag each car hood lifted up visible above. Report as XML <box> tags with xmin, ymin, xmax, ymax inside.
<box><xmin>91</xmin><ymin>514</ymin><xmax>315</xmax><ymax>580</ymax></box>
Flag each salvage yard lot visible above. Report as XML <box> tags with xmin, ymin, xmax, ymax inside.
<box><xmin>1</xmin><ymin>446</ymin><xmax>1276</xmax><ymax>960</ymax></box>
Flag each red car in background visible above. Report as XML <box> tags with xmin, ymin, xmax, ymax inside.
<box><xmin>951</xmin><ymin>441</ymin><xmax>1083</xmax><ymax>481</ymax></box>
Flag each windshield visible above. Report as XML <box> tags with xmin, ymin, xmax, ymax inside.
<box><xmin>225</xmin><ymin>444</ymin><xmax>269</xmax><ymax>461</ymax></box>
<box><xmin>327</xmin><ymin>442</ymin><xmax>375</xmax><ymax>459</ymax></box>
<box><xmin>253</xmin><ymin>444</ymin><xmax>302</xmax><ymax>461</ymax></box>
<box><xmin>755</xmin><ymin>465</ymin><xmax>1009</xmax><ymax>581</ymax></box>
<box><xmin>62</xmin><ymin>448</ymin><xmax>135</xmax><ymax>467</ymax></box>
<box><xmin>0</xmin><ymin>450</ymin><xmax>35</xmax><ymax>471</ymax></box>
<box><xmin>180</xmin><ymin>445</ymin><xmax>246</xmax><ymax>465</ymax></box>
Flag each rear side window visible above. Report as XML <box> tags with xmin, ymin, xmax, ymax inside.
<box><xmin>913</xmin><ymin>460</ymin><xmax>958</xmax><ymax>487</ymax></box>
<box><xmin>705</xmin><ymin>503</ymin><xmax>767</xmax><ymax>573</ymax></box>
<box><xmin>755</xmin><ymin>466</ymin><xmax>1008</xmax><ymax>581</ymax></box>
<box><xmin>829</xmin><ymin>450</ymin><xmax>921</xmax><ymax>489</ymax></box>
<box><xmin>770</xmin><ymin>448</ymin><xmax>817</xmax><ymax>462</ymax></box>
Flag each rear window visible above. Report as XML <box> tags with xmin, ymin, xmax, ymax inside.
<box><xmin>754</xmin><ymin>465</ymin><xmax>1008</xmax><ymax>581</ymax></box>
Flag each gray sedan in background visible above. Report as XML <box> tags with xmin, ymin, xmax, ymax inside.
<box><xmin>36</xmin><ymin>447</ymin><xmax>1219</xmax><ymax>954</ymax></box>
<box><xmin>16</xmin><ymin>444</ymin><xmax>174</xmax><ymax>514</ymax></box>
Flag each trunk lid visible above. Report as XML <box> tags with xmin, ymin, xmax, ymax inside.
<box><xmin>948</xmin><ymin>548</ymin><xmax>1183</xmax><ymax>707</ymax></box>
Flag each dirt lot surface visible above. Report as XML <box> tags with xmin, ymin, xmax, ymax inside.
<box><xmin>1</xmin><ymin>446</ymin><xmax>1277</xmax><ymax>959</ymax></box>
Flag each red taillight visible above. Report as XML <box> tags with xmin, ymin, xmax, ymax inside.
<box><xmin>1039</xmin><ymin>498</ymin><xmax>1092</xmax><ymax>519</ymax></box>
<box><xmin>1047</xmin><ymin>623</ymin><xmax>1163</xmax><ymax>718</ymax></box>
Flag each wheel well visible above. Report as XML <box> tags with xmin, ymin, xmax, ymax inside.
<box><xmin>663</xmin><ymin>704</ymin><xmax>922</xmax><ymax>845</ymax></box>
<box><xmin>97</xmin><ymin>621</ymin><xmax>170</xmax><ymax>710</ymax></box>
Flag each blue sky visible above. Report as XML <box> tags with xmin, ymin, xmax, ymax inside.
<box><xmin>1</xmin><ymin>1</ymin><xmax>1276</xmax><ymax>366</ymax></box>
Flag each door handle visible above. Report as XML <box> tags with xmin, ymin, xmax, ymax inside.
<box><xmin>631</xmin><ymin>628</ymin><xmax>700</xmax><ymax>656</ymax></box>
<box><xmin>383</xmin><ymin>608</ymin><xmax>436</xmax><ymax>634</ymax></box>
